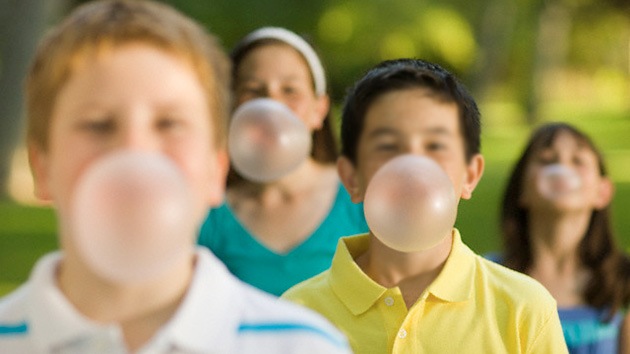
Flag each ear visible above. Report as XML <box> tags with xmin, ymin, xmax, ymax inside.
<box><xmin>460</xmin><ymin>154</ymin><xmax>484</xmax><ymax>200</ymax></box>
<box><xmin>206</xmin><ymin>149</ymin><xmax>229</xmax><ymax>207</ymax></box>
<box><xmin>337</xmin><ymin>156</ymin><xmax>363</xmax><ymax>203</ymax></box>
<box><xmin>593</xmin><ymin>177</ymin><xmax>614</xmax><ymax>210</ymax></box>
<box><xmin>28</xmin><ymin>142</ymin><xmax>53</xmax><ymax>201</ymax></box>
<box><xmin>308</xmin><ymin>94</ymin><xmax>330</xmax><ymax>130</ymax></box>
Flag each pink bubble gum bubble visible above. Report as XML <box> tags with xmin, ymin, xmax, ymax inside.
<box><xmin>228</xmin><ymin>98</ymin><xmax>312</xmax><ymax>182</ymax></box>
<box><xmin>71</xmin><ymin>151</ymin><xmax>196</xmax><ymax>284</ymax></box>
<box><xmin>536</xmin><ymin>164</ymin><xmax>582</xmax><ymax>200</ymax></box>
<box><xmin>363</xmin><ymin>155</ymin><xmax>457</xmax><ymax>253</ymax></box>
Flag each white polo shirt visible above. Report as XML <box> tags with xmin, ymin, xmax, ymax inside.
<box><xmin>0</xmin><ymin>248</ymin><xmax>350</xmax><ymax>353</ymax></box>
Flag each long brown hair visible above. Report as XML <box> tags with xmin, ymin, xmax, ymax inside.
<box><xmin>501</xmin><ymin>122</ymin><xmax>630</xmax><ymax>320</ymax></box>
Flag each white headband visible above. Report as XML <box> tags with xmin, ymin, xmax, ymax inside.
<box><xmin>235</xmin><ymin>27</ymin><xmax>327</xmax><ymax>97</ymax></box>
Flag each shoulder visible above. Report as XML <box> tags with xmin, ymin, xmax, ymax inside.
<box><xmin>197</xmin><ymin>201</ymin><xmax>233</xmax><ymax>247</ymax></box>
<box><xmin>0</xmin><ymin>284</ymin><xmax>30</xmax><ymax>323</ymax></box>
<box><xmin>326</xmin><ymin>183</ymin><xmax>368</xmax><ymax>231</ymax></box>
<box><xmin>474</xmin><ymin>255</ymin><xmax>557</xmax><ymax>310</ymax></box>
<box><xmin>235</xmin><ymin>280</ymin><xmax>349</xmax><ymax>353</ymax></box>
<box><xmin>0</xmin><ymin>284</ymin><xmax>32</xmax><ymax>351</ymax></box>
<box><xmin>182</xmin><ymin>249</ymin><xmax>350</xmax><ymax>353</ymax></box>
<box><xmin>282</xmin><ymin>271</ymin><xmax>332</xmax><ymax>304</ymax></box>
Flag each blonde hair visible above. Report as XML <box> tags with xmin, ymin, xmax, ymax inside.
<box><xmin>26</xmin><ymin>0</ymin><xmax>230</xmax><ymax>150</ymax></box>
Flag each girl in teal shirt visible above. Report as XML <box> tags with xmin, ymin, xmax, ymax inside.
<box><xmin>198</xmin><ymin>27</ymin><xmax>368</xmax><ymax>296</ymax></box>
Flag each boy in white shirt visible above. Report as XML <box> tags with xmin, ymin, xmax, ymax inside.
<box><xmin>0</xmin><ymin>1</ymin><xmax>350</xmax><ymax>353</ymax></box>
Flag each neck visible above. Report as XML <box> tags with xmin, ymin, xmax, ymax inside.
<box><xmin>358</xmin><ymin>232</ymin><xmax>452</xmax><ymax>308</ymax></box>
<box><xmin>229</xmin><ymin>158</ymin><xmax>334</xmax><ymax>205</ymax></box>
<box><xmin>528</xmin><ymin>208</ymin><xmax>591</xmax><ymax>271</ymax></box>
<box><xmin>527</xmin><ymin>210</ymin><xmax>593</xmax><ymax>306</ymax></box>
<box><xmin>58</xmin><ymin>252</ymin><xmax>195</xmax><ymax>350</ymax></box>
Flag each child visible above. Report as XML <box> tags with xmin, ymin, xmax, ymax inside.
<box><xmin>494</xmin><ymin>122</ymin><xmax>630</xmax><ymax>353</ymax></box>
<box><xmin>283</xmin><ymin>58</ymin><xmax>568</xmax><ymax>353</ymax></box>
<box><xmin>0</xmin><ymin>1</ymin><xmax>350</xmax><ymax>352</ymax></box>
<box><xmin>198</xmin><ymin>27</ymin><xmax>368</xmax><ymax>296</ymax></box>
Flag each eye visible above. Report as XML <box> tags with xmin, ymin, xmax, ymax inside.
<box><xmin>572</xmin><ymin>155</ymin><xmax>585</xmax><ymax>166</ymax></box>
<box><xmin>427</xmin><ymin>141</ymin><xmax>447</xmax><ymax>152</ymax></box>
<box><xmin>78</xmin><ymin>117</ymin><xmax>115</xmax><ymax>135</ymax></box>
<box><xmin>238</xmin><ymin>84</ymin><xmax>265</xmax><ymax>98</ymax></box>
<box><xmin>374</xmin><ymin>142</ymin><xmax>398</xmax><ymax>152</ymax></box>
<box><xmin>282</xmin><ymin>85</ymin><xmax>298</xmax><ymax>95</ymax></box>
<box><xmin>535</xmin><ymin>151</ymin><xmax>556</xmax><ymax>165</ymax></box>
<box><xmin>156</xmin><ymin>116</ymin><xmax>183</xmax><ymax>132</ymax></box>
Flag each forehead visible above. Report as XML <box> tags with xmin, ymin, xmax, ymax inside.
<box><xmin>536</xmin><ymin>130</ymin><xmax>592</xmax><ymax>153</ymax></box>
<box><xmin>236</xmin><ymin>43</ymin><xmax>310</xmax><ymax>77</ymax></box>
<box><xmin>361</xmin><ymin>88</ymin><xmax>461</xmax><ymax>136</ymax></box>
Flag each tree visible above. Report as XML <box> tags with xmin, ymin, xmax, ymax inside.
<box><xmin>0</xmin><ymin>0</ymin><xmax>47</xmax><ymax>200</ymax></box>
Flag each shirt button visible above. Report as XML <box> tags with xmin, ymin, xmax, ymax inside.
<box><xmin>398</xmin><ymin>329</ymin><xmax>407</xmax><ymax>339</ymax></box>
<box><xmin>384</xmin><ymin>296</ymin><xmax>394</xmax><ymax>306</ymax></box>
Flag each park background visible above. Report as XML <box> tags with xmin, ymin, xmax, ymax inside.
<box><xmin>0</xmin><ymin>0</ymin><xmax>629</xmax><ymax>296</ymax></box>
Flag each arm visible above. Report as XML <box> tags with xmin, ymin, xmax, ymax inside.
<box><xmin>526</xmin><ymin>306</ymin><xmax>569</xmax><ymax>354</ymax></box>
<box><xmin>618</xmin><ymin>311</ymin><xmax>630</xmax><ymax>354</ymax></box>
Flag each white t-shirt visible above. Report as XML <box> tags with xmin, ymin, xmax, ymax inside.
<box><xmin>0</xmin><ymin>248</ymin><xmax>350</xmax><ymax>353</ymax></box>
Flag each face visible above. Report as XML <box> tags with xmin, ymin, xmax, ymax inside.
<box><xmin>339</xmin><ymin>87</ymin><xmax>484</xmax><ymax>204</ymax></box>
<box><xmin>234</xmin><ymin>43</ymin><xmax>329</xmax><ymax>130</ymax></box>
<box><xmin>30</xmin><ymin>44</ymin><xmax>228</xmax><ymax>230</ymax></box>
<box><xmin>520</xmin><ymin>130</ymin><xmax>612</xmax><ymax>212</ymax></box>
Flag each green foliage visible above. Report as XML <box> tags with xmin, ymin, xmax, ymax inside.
<box><xmin>0</xmin><ymin>202</ymin><xmax>57</xmax><ymax>295</ymax></box>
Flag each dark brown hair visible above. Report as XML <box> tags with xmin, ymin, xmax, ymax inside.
<box><xmin>340</xmin><ymin>58</ymin><xmax>481</xmax><ymax>165</ymax></box>
<box><xmin>501</xmin><ymin>122</ymin><xmax>630</xmax><ymax>320</ymax></box>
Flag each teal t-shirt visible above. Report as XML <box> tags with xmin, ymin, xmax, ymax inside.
<box><xmin>197</xmin><ymin>183</ymin><xmax>368</xmax><ymax>296</ymax></box>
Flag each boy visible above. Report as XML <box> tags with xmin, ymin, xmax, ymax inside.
<box><xmin>0</xmin><ymin>1</ymin><xmax>350</xmax><ymax>353</ymax></box>
<box><xmin>283</xmin><ymin>59</ymin><xmax>568</xmax><ymax>353</ymax></box>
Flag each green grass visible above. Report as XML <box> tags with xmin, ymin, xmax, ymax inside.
<box><xmin>0</xmin><ymin>202</ymin><xmax>58</xmax><ymax>295</ymax></box>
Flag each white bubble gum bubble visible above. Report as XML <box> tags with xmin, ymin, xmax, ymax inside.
<box><xmin>71</xmin><ymin>151</ymin><xmax>196</xmax><ymax>284</ymax></box>
<box><xmin>228</xmin><ymin>98</ymin><xmax>312</xmax><ymax>182</ymax></box>
<box><xmin>536</xmin><ymin>164</ymin><xmax>582</xmax><ymax>200</ymax></box>
<box><xmin>363</xmin><ymin>155</ymin><xmax>457</xmax><ymax>253</ymax></box>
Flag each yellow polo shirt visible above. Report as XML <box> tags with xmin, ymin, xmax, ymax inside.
<box><xmin>283</xmin><ymin>230</ymin><xmax>568</xmax><ymax>353</ymax></box>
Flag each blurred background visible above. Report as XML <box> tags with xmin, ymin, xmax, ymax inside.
<box><xmin>1</xmin><ymin>0</ymin><xmax>629</xmax><ymax>295</ymax></box>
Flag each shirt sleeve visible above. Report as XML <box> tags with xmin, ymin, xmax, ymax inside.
<box><xmin>527</xmin><ymin>307</ymin><xmax>569</xmax><ymax>354</ymax></box>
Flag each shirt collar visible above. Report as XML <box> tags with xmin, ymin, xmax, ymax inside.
<box><xmin>329</xmin><ymin>234</ymin><xmax>388</xmax><ymax>316</ymax></box>
<box><xmin>27</xmin><ymin>248</ymin><xmax>242</xmax><ymax>353</ymax></box>
<box><xmin>155</xmin><ymin>247</ymin><xmax>241</xmax><ymax>353</ymax></box>
<box><xmin>425</xmin><ymin>229</ymin><xmax>475</xmax><ymax>303</ymax></box>
<box><xmin>27</xmin><ymin>252</ymin><xmax>124</xmax><ymax>353</ymax></box>
<box><xmin>329</xmin><ymin>229</ymin><xmax>475</xmax><ymax>316</ymax></box>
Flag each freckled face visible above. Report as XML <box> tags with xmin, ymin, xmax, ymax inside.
<box><xmin>31</xmin><ymin>44</ymin><xmax>226</xmax><ymax>228</ymax></box>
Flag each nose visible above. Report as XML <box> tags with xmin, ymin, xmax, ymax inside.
<box><xmin>404</xmin><ymin>138</ymin><xmax>425</xmax><ymax>156</ymax></box>
<box><xmin>115</xmin><ymin>111</ymin><xmax>160</xmax><ymax>152</ymax></box>
<box><xmin>260</xmin><ymin>84</ymin><xmax>283</xmax><ymax>102</ymax></box>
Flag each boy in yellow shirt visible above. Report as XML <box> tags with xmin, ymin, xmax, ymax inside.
<box><xmin>283</xmin><ymin>58</ymin><xmax>568</xmax><ymax>353</ymax></box>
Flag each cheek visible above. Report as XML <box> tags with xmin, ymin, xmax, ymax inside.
<box><xmin>167</xmin><ymin>143</ymin><xmax>218</xmax><ymax>209</ymax></box>
<box><xmin>48</xmin><ymin>147</ymin><xmax>100</xmax><ymax>218</ymax></box>
<box><xmin>285</xmin><ymin>99</ymin><xmax>311</xmax><ymax>122</ymax></box>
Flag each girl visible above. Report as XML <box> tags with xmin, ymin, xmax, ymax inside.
<box><xmin>198</xmin><ymin>27</ymin><xmax>368</xmax><ymax>296</ymax></box>
<box><xmin>498</xmin><ymin>122</ymin><xmax>630</xmax><ymax>353</ymax></box>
